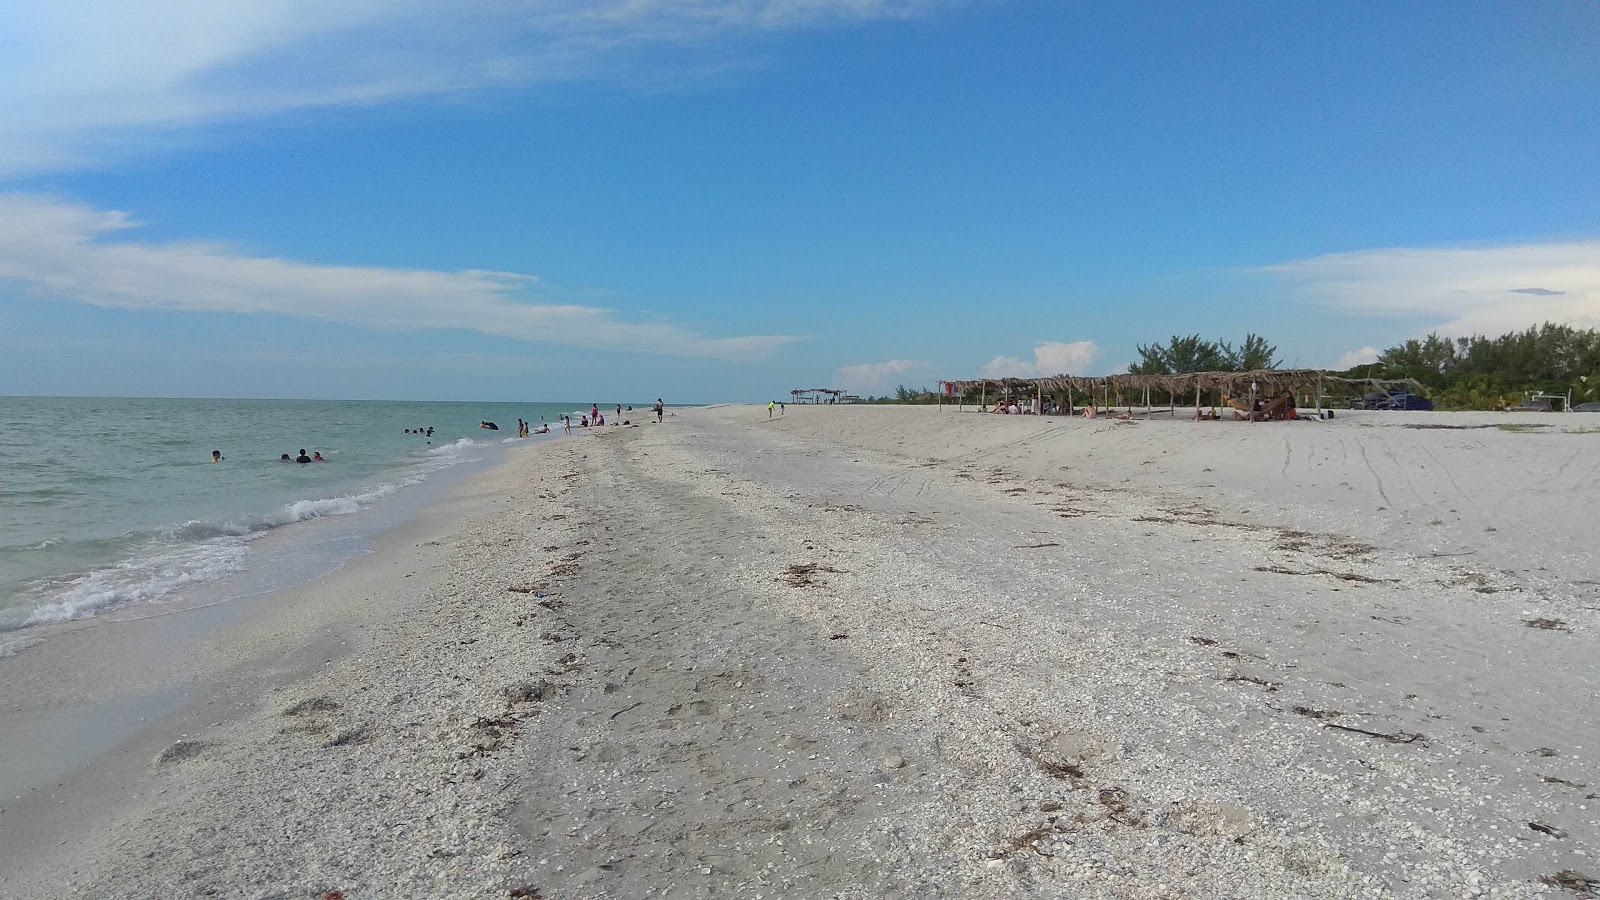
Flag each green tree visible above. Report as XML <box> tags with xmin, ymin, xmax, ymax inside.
<box><xmin>1130</xmin><ymin>334</ymin><xmax>1230</xmax><ymax>374</ymax></box>
<box><xmin>1226</xmin><ymin>333</ymin><xmax>1281</xmax><ymax>371</ymax></box>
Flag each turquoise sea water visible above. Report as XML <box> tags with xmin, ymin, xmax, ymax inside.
<box><xmin>0</xmin><ymin>397</ymin><xmax>638</xmax><ymax>636</ymax></box>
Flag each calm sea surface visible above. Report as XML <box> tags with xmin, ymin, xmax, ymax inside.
<box><xmin>0</xmin><ymin>396</ymin><xmax>629</xmax><ymax>639</ymax></box>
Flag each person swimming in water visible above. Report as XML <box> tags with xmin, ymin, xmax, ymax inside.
<box><xmin>296</xmin><ymin>449</ymin><xmax>311</xmax><ymax>464</ymax></box>
<box><xmin>211</xmin><ymin>450</ymin><xmax>224</xmax><ymax>463</ymax></box>
<box><xmin>312</xmin><ymin>452</ymin><xmax>325</xmax><ymax>462</ymax></box>
<box><xmin>281</xmin><ymin>453</ymin><xmax>292</xmax><ymax>461</ymax></box>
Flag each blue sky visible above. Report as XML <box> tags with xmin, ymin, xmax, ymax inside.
<box><xmin>1</xmin><ymin>0</ymin><xmax>1597</xmax><ymax>401</ymax></box>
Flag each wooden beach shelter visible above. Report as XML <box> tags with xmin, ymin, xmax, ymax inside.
<box><xmin>790</xmin><ymin>388</ymin><xmax>844</xmax><ymax>405</ymax></box>
<box><xmin>938</xmin><ymin>370</ymin><xmax>1426</xmax><ymax>419</ymax></box>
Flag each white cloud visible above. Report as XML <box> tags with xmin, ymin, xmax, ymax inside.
<box><xmin>0</xmin><ymin>0</ymin><xmax>958</xmax><ymax>175</ymax></box>
<box><xmin>832</xmin><ymin>359</ymin><xmax>936</xmax><ymax>394</ymax></box>
<box><xmin>0</xmin><ymin>195</ymin><xmax>796</xmax><ymax>361</ymax></box>
<box><xmin>978</xmin><ymin>340</ymin><xmax>1100</xmax><ymax>378</ymax></box>
<box><xmin>1333</xmin><ymin>346</ymin><xmax>1381</xmax><ymax>369</ymax></box>
<box><xmin>1259</xmin><ymin>240</ymin><xmax>1600</xmax><ymax>338</ymax></box>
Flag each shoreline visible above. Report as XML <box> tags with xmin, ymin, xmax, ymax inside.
<box><xmin>0</xmin><ymin>433</ymin><xmax>582</xmax><ymax>896</ymax></box>
<box><xmin>3</xmin><ymin>406</ymin><xmax>1595</xmax><ymax>898</ymax></box>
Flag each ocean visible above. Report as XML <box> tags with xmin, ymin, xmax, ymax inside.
<box><xmin>0</xmin><ymin>396</ymin><xmax>641</xmax><ymax>644</ymax></box>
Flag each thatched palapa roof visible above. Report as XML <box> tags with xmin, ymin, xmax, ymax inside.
<box><xmin>942</xmin><ymin>369</ymin><xmax>1420</xmax><ymax>398</ymax></box>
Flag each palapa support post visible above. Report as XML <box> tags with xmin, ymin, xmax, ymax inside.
<box><xmin>1315</xmin><ymin>374</ymin><xmax>1324</xmax><ymax>418</ymax></box>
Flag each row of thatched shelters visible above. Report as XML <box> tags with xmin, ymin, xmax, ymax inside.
<box><xmin>939</xmin><ymin>370</ymin><xmax>1420</xmax><ymax>415</ymax></box>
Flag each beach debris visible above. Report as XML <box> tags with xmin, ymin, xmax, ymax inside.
<box><xmin>155</xmin><ymin>740</ymin><xmax>218</xmax><ymax>766</ymax></box>
<box><xmin>1253</xmin><ymin>565</ymin><xmax>1393</xmax><ymax>584</ymax></box>
<box><xmin>1095</xmin><ymin>786</ymin><xmax>1146</xmax><ymax>827</ymax></box>
<box><xmin>465</xmin><ymin>716</ymin><xmax>516</xmax><ymax>756</ymax></box>
<box><xmin>1012</xmin><ymin>541</ymin><xmax>1060</xmax><ymax>548</ymax></box>
<box><xmin>283</xmin><ymin>697</ymin><xmax>341</xmax><ymax>716</ymax></box>
<box><xmin>507</xmin><ymin>888</ymin><xmax>543</xmax><ymax>899</ymax></box>
<box><xmin>502</xmin><ymin>679</ymin><xmax>556</xmax><ymax>705</ymax></box>
<box><xmin>1033</xmin><ymin>757</ymin><xmax>1086</xmax><ymax>781</ymax></box>
<box><xmin>1524</xmin><ymin>617</ymin><xmax>1571</xmax><ymax>631</ymax></box>
<box><xmin>1322</xmin><ymin>723</ymin><xmax>1424</xmax><ymax>744</ymax></box>
<box><xmin>1225</xmin><ymin>674</ymin><xmax>1280</xmax><ymax>692</ymax></box>
<box><xmin>323</xmin><ymin>726</ymin><xmax>374</xmax><ymax>748</ymax></box>
<box><xmin>829</xmin><ymin>632</ymin><xmax>849</xmax><ymax>640</ymax></box>
<box><xmin>506</xmin><ymin>584</ymin><xmax>546</xmax><ymax>594</ymax></box>
<box><xmin>1532</xmin><ymin>747</ymin><xmax>1562</xmax><ymax>757</ymax></box>
<box><xmin>1292</xmin><ymin>706</ymin><xmax>1343</xmax><ymax>720</ymax></box>
<box><xmin>880</xmin><ymin>754</ymin><xmax>906</xmax><ymax>769</ymax></box>
<box><xmin>1188</xmin><ymin>636</ymin><xmax>1218</xmax><ymax>646</ymax></box>
<box><xmin>1542</xmin><ymin>775</ymin><xmax>1588</xmax><ymax>788</ymax></box>
<box><xmin>1538</xmin><ymin>869</ymin><xmax>1598</xmax><ymax>896</ymax></box>
<box><xmin>997</xmin><ymin>822</ymin><xmax>1068</xmax><ymax>857</ymax></box>
<box><xmin>321</xmin><ymin>891</ymin><xmax>347</xmax><ymax>900</ymax></box>
<box><xmin>1529</xmin><ymin>821</ymin><xmax>1569</xmax><ymax>839</ymax></box>
<box><xmin>783</xmin><ymin>563</ymin><xmax>844</xmax><ymax>586</ymax></box>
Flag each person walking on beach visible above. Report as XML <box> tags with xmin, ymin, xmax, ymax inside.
<box><xmin>654</xmin><ymin>399</ymin><xmax>664</xmax><ymax>423</ymax></box>
<box><xmin>563</xmin><ymin>416</ymin><xmax>571</xmax><ymax>435</ymax></box>
<box><xmin>591</xmin><ymin>404</ymin><xmax>599</xmax><ymax>422</ymax></box>
<box><xmin>768</xmin><ymin>401</ymin><xmax>775</xmax><ymax>418</ymax></box>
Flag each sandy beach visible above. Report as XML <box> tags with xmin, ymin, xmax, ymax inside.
<box><xmin>2</xmin><ymin>404</ymin><xmax>1597</xmax><ymax>899</ymax></box>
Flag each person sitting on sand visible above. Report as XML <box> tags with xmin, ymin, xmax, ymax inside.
<box><xmin>1081</xmin><ymin>403</ymin><xmax>1097</xmax><ymax>419</ymax></box>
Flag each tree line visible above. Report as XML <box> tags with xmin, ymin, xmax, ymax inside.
<box><xmin>853</xmin><ymin>323</ymin><xmax>1600</xmax><ymax>409</ymax></box>
<box><xmin>1356</xmin><ymin>323</ymin><xmax>1600</xmax><ymax>409</ymax></box>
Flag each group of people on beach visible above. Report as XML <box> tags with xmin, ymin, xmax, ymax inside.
<box><xmin>559</xmin><ymin>399</ymin><xmax>666</xmax><ymax>434</ymax></box>
<box><xmin>515</xmin><ymin>419</ymin><xmax>549</xmax><ymax>437</ymax></box>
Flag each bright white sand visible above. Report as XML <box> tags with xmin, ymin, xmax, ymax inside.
<box><xmin>2</xmin><ymin>405</ymin><xmax>1596</xmax><ymax>898</ymax></box>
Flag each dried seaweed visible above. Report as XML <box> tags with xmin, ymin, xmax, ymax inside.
<box><xmin>1538</xmin><ymin>870</ymin><xmax>1598</xmax><ymax>895</ymax></box>
<box><xmin>783</xmin><ymin>563</ymin><xmax>845</xmax><ymax>586</ymax></box>
<box><xmin>1529</xmin><ymin>821</ymin><xmax>1569</xmax><ymax>839</ymax></box>
<box><xmin>1322</xmin><ymin>723</ymin><xmax>1424</xmax><ymax>744</ymax></box>
<box><xmin>1292</xmin><ymin>706</ymin><xmax>1343</xmax><ymax>720</ymax></box>
<box><xmin>1524</xmin><ymin>618</ymin><xmax>1571</xmax><ymax>631</ymax></box>
<box><xmin>1225</xmin><ymin>674</ymin><xmax>1280</xmax><ymax>692</ymax></box>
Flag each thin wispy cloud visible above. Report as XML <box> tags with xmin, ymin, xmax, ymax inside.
<box><xmin>0</xmin><ymin>195</ymin><xmax>797</xmax><ymax>361</ymax></box>
<box><xmin>1259</xmin><ymin>240</ymin><xmax>1600</xmax><ymax>338</ymax></box>
<box><xmin>978</xmin><ymin>340</ymin><xmax>1101</xmax><ymax>378</ymax></box>
<box><xmin>0</xmin><ymin>0</ymin><xmax>958</xmax><ymax>175</ymax></box>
